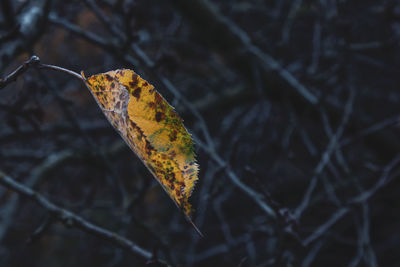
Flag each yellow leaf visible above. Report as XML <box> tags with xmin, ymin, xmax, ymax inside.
<box><xmin>82</xmin><ymin>69</ymin><xmax>199</xmax><ymax>217</ymax></box>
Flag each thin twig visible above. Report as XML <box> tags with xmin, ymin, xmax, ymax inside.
<box><xmin>302</xmin><ymin>207</ymin><xmax>349</xmax><ymax>246</ymax></box>
<box><xmin>281</xmin><ymin>0</ymin><xmax>303</xmax><ymax>43</ymax></box>
<box><xmin>301</xmin><ymin>239</ymin><xmax>325</xmax><ymax>267</ymax></box>
<box><xmin>349</xmin><ymin>155</ymin><xmax>400</xmax><ymax>204</ymax></box>
<box><xmin>195</xmin><ymin>136</ymin><xmax>276</xmax><ymax>219</ymax></box>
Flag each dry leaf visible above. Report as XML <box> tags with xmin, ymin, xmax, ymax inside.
<box><xmin>82</xmin><ymin>69</ymin><xmax>199</xmax><ymax>217</ymax></box>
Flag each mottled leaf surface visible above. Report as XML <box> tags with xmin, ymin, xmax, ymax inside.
<box><xmin>83</xmin><ymin>69</ymin><xmax>198</xmax><ymax>216</ymax></box>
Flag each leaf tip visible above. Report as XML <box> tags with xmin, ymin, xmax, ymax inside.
<box><xmin>186</xmin><ymin>214</ymin><xmax>204</xmax><ymax>238</ymax></box>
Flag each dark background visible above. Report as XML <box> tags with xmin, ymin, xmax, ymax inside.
<box><xmin>1</xmin><ymin>0</ymin><xmax>400</xmax><ymax>266</ymax></box>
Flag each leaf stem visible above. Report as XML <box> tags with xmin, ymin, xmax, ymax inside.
<box><xmin>38</xmin><ymin>63</ymin><xmax>85</xmax><ymax>81</ymax></box>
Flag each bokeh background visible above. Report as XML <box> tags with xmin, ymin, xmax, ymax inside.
<box><xmin>1</xmin><ymin>0</ymin><xmax>400</xmax><ymax>266</ymax></box>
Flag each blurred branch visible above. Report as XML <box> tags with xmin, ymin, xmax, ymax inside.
<box><xmin>170</xmin><ymin>0</ymin><xmax>319</xmax><ymax>105</ymax></box>
<box><xmin>302</xmin><ymin>153</ymin><xmax>400</xmax><ymax>246</ymax></box>
<box><xmin>295</xmin><ymin>88</ymin><xmax>354</xmax><ymax>218</ymax></box>
<box><xmin>356</xmin><ymin>203</ymin><xmax>378</xmax><ymax>267</ymax></box>
<box><xmin>192</xmin><ymin>234</ymin><xmax>250</xmax><ymax>262</ymax></box>
<box><xmin>0</xmin><ymin>55</ymin><xmax>40</xmax><ymax>89</ymax></box>
<box><xmin>281</xmin><ymin>0</ymin><xmax>303</xmax><ymax>43</ymax></box>
<box><xmin>26</xmin><ymin>215</ymin><xmax>54</xmax><ymax>245</ymax></box>
<box><xmin>81</xmin><ymin>1</ymin><xmax>156</xmax><ymax>70</ymax></box>
<box><xmin>0</xmin><ymin>150</ymin><xmax>74</xmax><ymax>242</ymax></box>
<box><xmin>48</xmin><ymin>12</ymin><xmax>113</xmax><ymax>51</ymax></box>
<box><xmin>0</xmin><ymin>0</ymin><xmax>51</xmax><ymax>71</ymax></box>
<box><xmin>302</xmin><ymin>206</ymin><xmax>349</xmax><ymax>246</ymax></box>
<box><xmin>171</xmin><ymin>0</ymin><xmax>400</xmax><ymax>166</ymax></box>
<box><xmin>0</xmin><ymin>0</ymin><xmax>16</xmax><ymax>27</ymax></box>
<box><xmin>194</xmin><ymin>137</ymin><xmax>277</xmax><ymax>219</ymax></box>
<box><xmin>301</xmin><ymin>239</ymin><xmax>324</xmax><ymax>267</ymax></box>
<box><xmin>349</xmin><ymin>154</ymin><xmax>400</xmax><ymax>204</ymax></box>
<box><xmin>0</xmin><ymin>170</ymin><xmax>168</xmax><ymax>265</ymax></box>
<box><xmin>340</xmin><ymin>115</ymin><xmax>400</xmax><ymax>148</ymax></box>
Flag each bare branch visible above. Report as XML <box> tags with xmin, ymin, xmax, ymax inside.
<box><xmin>0</xmin><ymin>55</ymin><xmax>40</xmax><ymax>89</ymax></box>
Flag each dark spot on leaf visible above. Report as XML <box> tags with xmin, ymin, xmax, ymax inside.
<box><xmin>132</xmin><ymin>73</ymin><xmax>138</xmax><ymax>81</ymax></box>
<box><xmin>143</xmin><ymin>81</ymin><xmax>148</xmax><ymax>86</ymax></box>
<box><xmin>132</xmin><ymin>88</ymin><xmax>141</xmax><ymax>100</ymax></box>
<box><xmin>105</xmin><ymin>74</ymin><xmax>112</xmax><ymax>81</ymax></box>
<box><xmin>111</xmin><ymin>82</ymin><xmax>115</xmax><ymax>88</ymax></box>
<box><xmin>175</xmin><ymin>189</ymin><xmax>181</xmax><ymax>196</ymax></box>
<box><xmin>169</xmin><ymin>130</ymin><xmax>177</xmax><ymax>142</ymax></box>
<box><xmin>172</xmin><ymin>110</ymin><xmax>179</xmax><ymax>117</ymax></box>
<box><xmin>145</xmin><ymin>140</ymin><xmax>154</xmax><ymax>156</ymax></box>
<box><xmin>155</xmin><ymin>93</ymin><xmax>163</xmax><ymax>104</ymax></box>
<box><xmin>119</xmin><ymin>92</ymin><xmax>127</xmax><ymax>101</ymax></box>
<box><xmin>155</xmin><ymin>111</ymin><xmax>165</xmax><ymax>122</ymax></box>
<box><xmin>148</xmin><ymin>102</ymin><xmax>156</xmax><ymax>109</ymax></box>
<box><xmin>135</xmin><ymin>125</ymin><xmax>145</xmax><ymax>138</ymax></box>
